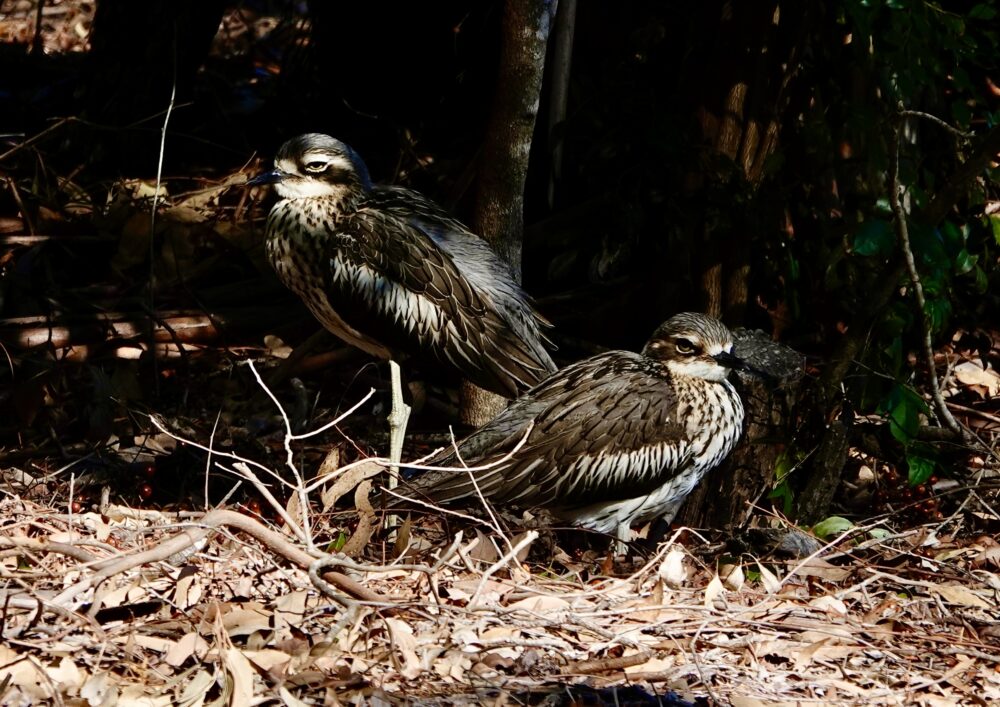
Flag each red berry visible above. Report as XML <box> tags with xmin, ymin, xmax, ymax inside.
<box><xmin>138</xmin><ymin>484</ymin><xmax>154</xmax><ymax>499</ymax></box>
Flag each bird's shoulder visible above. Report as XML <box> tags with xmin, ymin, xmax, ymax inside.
<box><xmin>298</xmin><ymin>191</ymin><xmax>482</xmax><ymax>313</ymax></box>
<box><xmin>532</xmin><ymin>349</ymin><xmax>678</xmax><ymax>402</ymax></box>
<box><xmin>413</xmin><ymin>350</ymin><xmax>692</xmax><ymax>508</ymax></box>
<box><xmin>533</xmin><ymin>352</ymin><xmax>683</xmax><ymax>441</ymax></box>
<box><xmin>363</xmin><ymin>186</ymin><xmax>518</xmax><ymax>280</ymax></box>
<box><xmin>365</xmin><ymin>186</ymin><xmax>472</xmax><ymax>237</ymax></box>
<box><xmin>463</xmin><ymin>350</ymin><xmax>683</xmax><ymax>455</ymax></box>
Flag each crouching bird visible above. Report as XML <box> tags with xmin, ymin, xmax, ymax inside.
<box><xmin>248</xmin><ymin>133</ymin><xmax>556</xmax><ymax>469</ymax></box>
<box><xmin>387</xmin><ymin>312</ymin><xmax>746</xmax><ymax>545</ymax></box>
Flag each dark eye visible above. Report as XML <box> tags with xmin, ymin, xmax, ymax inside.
<box><xmin>675</xmin><ymin>339</ymin><xmax>696</xmax><ymax>355</ymax></box>
<box><xmin>304</xmin><ymin>161</ymin><xmax>328</xmax><ymax>173</ymax></box>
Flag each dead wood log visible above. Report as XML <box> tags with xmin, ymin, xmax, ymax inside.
<box><xmin>677</xmin><ymin>328</ymin><xmax>806</xmax><ymax>529</ymax></box>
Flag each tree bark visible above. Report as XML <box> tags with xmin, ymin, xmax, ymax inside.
<box><xmin>684</xmin><ymin>1</ymin><xmax>804</xmax><ymax>322</ymax></box>
<box><xmin>546</xmin><ymin>0</ymin><xmax>577</xmax><ymax>208</ymax></box>
<box><xmin>674</xmin><ymin>2</ymin><xmax>809</xmax><ymax>528</ymax></box>
<box><xmin>460</xmin><ymin>0</ymin><xmax>557</xmax><ymax>427</ymax></box>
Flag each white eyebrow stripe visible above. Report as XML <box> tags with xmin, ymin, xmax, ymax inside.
<box><xmin>300</xmin><ymin>154</ymin><xmax>354</xmax><ymax>171</ymax></box>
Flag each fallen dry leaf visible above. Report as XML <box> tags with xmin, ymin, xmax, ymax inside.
<box><xmin>704</xmin><ymin>573</ymin><xmax>725</xmax><ymax>607</ymax></box>
<box><xmin>176</xmin><ymin>669</ymin><xmax>214</xmax><ymax>707</ymax></box>
<box><xmin>954</xmin><ymin>360</ymin><xmax>1000</xmax><ymax>397</ymax></box>
<box><xmin>932</xmin><ymin>583</ymin><xmax>993</xmax><ymax>608</ymax></box>
<box><xmin>222</xmin><ymin>647</ymin><xmax>256</xmax><ymax>705</ymax></box>
<box><xmin>658</xmin><ymin>545</ymin><xmax>689</xmax><ymax>587</ymax></box>
<box><xmin>385</xmin><ymin>617</ymin><xmax>424</xmax><ymax>680</ymax></box>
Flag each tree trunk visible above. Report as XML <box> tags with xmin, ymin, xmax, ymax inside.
<box><xmin>683</xmin><ymin>1</ymin><xmax>804</xmax><ymax>322</ymax></box>
<box><xmin>669</xmin><ymin>2</ymin><xmax>809</xmax><ymax>529</ymax></box>
<box><xmin>461</xmin><ymin>0</ymin><xmax>557</xmax><ymax>427</ymax></box>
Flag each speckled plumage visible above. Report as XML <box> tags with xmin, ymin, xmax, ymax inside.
<box><xmin>253</xmin><ymin>133</ymin><xmax>556</xmax><ymax>397</ymax></box>
<box><xmin>391</xmin><ymin>312</ymin><xmax>746</xmax><ymax>542</ymax></box>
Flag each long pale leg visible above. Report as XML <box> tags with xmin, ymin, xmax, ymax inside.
<box><xmin>384</xmin><ymin>360</ymin><xmax>412</xmax><ymax>536</ymax></box>
<box><xmin>386</xmin><ymin>359</ymin><xmax>412</xmax><ymax>487</ymax></box>
<box><xmin>614</xmin><ymin>522</ymin><xmax>632</xmax><ymax>557</ymax></box>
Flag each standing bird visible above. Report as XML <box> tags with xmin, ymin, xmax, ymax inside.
<box><xmin>248</xmin><ymin>133</ymin><xmax>556</xmax><ymax>466</ymax></box>
<box><xmin>389</xmin><ymin>312</ymin><xmax>746</xmax><ymax>545</ymax></box>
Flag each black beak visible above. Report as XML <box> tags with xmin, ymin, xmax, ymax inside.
<box><xmin>712</xmin><ymin>350</ymin><xmax>745</xmax><ymax>370</ymax></box>
<box><xmin>246</xmin><ymin>169</ymin><xmax>284</xmax><ymax>186</ymax></box>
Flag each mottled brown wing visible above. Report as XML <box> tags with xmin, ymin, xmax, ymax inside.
<box><xmin>320</xmin><ymin>208</ymin><xmax>553</xmax><ymax>397</ymax></box>
<box><xmin>399</xmin><ymin>352</ymin><xmax>691</xmax><ymax>510</ymax></box>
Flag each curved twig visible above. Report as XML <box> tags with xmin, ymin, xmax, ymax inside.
<box><xmin>51</xmin><ymin>509</ymin><xmax>389</xmax><ymax>609</ymax></box>
<box><xmin>889</xmin><ymin>110</ymin><xmax>966</xmax><ymax>440</ymax></box>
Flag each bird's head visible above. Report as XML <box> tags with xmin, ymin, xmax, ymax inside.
<box><xmin>246</xmin><ymin>133</ymin><xmax>373</xmax><ymax>201</ymax></box>
<box><xmin>642</xmin><ymin>312</ymin><xmax>744</xmax><ymax>382</ymax></box>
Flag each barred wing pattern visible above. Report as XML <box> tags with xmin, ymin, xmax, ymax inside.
<box><xmin>400</xmin><ymin>351</ymin><xmax>694</xmax><ymax>512</ymax></box>
<box><xmin>266</xmin><ymin>188</ymin><xmax>556</xmax><ymax>398</ymax></box>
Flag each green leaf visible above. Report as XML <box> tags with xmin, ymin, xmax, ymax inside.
<box><xmin>907</xmin><ymin>454</ymin><xmax>936</xmax><ymax>485</ymax></box>
<box><xmin>925</xmin><ymin>297</ymin><xmax>951</xmax><ymax>335</ymax></box>
<box><xmin>813</xmin><ymin>516</ymin><xmax>855</xmax><ymax>539</ymax></box>
<box><xmin>328</xmin><ymin>531</ymin><xmax>348</xmax><ymax>553</ymax></box>
<box><xmin>868</xmin><ymin>528</ymin><xmax>892</xmax><ymax>540</ymax></box>
<box><xmin>990</xmin><ymin>215</ymin><xmax>1000</xmax><ymax>246</ymax></box>
<box><xmin>970</xmin><ymin>4</ymin><xmax>997</xmax><ymax>20</ymax></box>
<box><xmin>768</xmin><ymin>481</ymin><xmax>794</xmax><ymax>516</ymax></box>
<box><xmin>853</xmin><ymin>219</ymin><xmax>894</xmax><ymax>256</ymax></box>
<box><xmin>767</xmin><ymin>449</ymin><xmax>795</xmax><ymax>515</ymax></box>
<box><xmin>880</xmin><ymin>384</ymin><xmax>927</xmax><ymax>443</ymax></box>
<box><xmin>973</xmin><ymin>265</ymin><xmax>988</xmax><ymax>294</ymax></box>
<box><xmin>773</xmin><ymin>450</ymin><xmax>795</xmax><ymax>481</ymax></box>
<box><xmin>910</xmin><ymin>222</ymin><xmax>947</xmax><ymax>265</ymax></box>
<box><xmin>939</xmin><ymin>221</ymin><xmax>963</xmax><ymax>252</ymax></box>
<box><xmin>954</xmin><ymin>248</ymin><xmax>978</xmax><ymax>274</ymax></box>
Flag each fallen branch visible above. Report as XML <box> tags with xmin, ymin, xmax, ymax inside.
<box><xmin>51</xmin><ymin>509</ymin><xmax>389</xmax><ymax>609</ymax></box>
<box><xmin>0</xmin><ymin>536</ymin><xmax>99</xmax><ymax>565</ymax></box>
<box><xmin>563</xmin><ymin>648</ymin><xmax>653</xmax><ymax>675</ymax></box>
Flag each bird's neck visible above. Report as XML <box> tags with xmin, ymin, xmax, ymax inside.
<box><xmin>283</xmin><ymin>188</ymin><xmax>364</xmax><ymax>215</ymax></box>
<box><xmin>674</xmin><ymin>376</ymin><xmax>742</xmax><ymax>424</ymax></box>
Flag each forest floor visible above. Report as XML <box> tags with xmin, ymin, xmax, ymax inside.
<box><xmin>3</xmin><ymin>2</ymin><xmax>1000</xmax><ymax>705</ymax></box>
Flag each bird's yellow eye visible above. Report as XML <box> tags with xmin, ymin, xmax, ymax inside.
<box><xmin>675</xmin><ymin>339</ymin><xmax>695</xmax><ymax>355</ymax></box>
<box><xmin>304</xmin><ymin>161</ymin><xmax>328</xmax><ymax>173</ymax></box>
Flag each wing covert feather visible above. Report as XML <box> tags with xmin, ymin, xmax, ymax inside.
<box><xmin>402</xmin><ymin>352</ymin><xmax>689</xmax><ymax>509</ymax></box>
<box><xmin>317</xmin><ymin>207</ymin><xmax>552</xmax><ymax>396</ymax></box>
